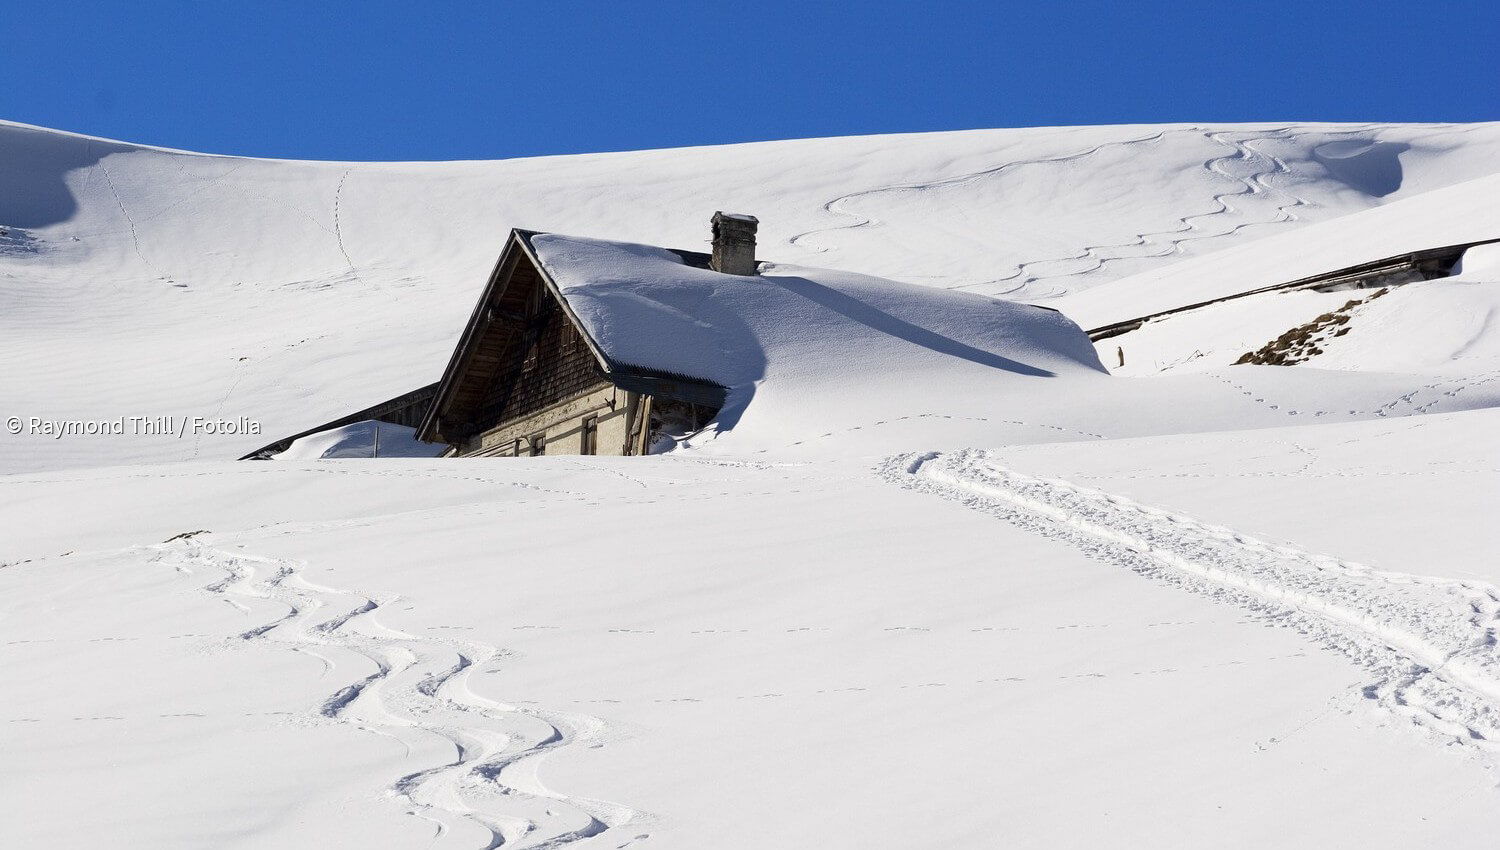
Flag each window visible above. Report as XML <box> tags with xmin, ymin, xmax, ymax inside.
<box><xmin>580</xmin><ymin>415</ymin><xmax>598</xmax><ymax>455</ymax></box>
<box><xmin>529</xmin><ymin>432</ymin><xmax>546</xmax><ymax>456</ymax></box>
<box><xmin>561</xmin><ymin>322</ymin><xmax>578</xmax><ymax>354</ymax></box>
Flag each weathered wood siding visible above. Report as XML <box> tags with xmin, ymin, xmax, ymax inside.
<box><xmin>474</xmin><ymin>287</ymin><xmax>605</xmax><ymax>428</ymax></box>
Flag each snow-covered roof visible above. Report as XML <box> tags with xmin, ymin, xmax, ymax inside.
<box><xmin>522</xmin><ymin>230</ymin><xmax>1104</xmax><ymax>395</ymax></box>
<box><xmin>419</xmin><ymin>228</ymin><xmax>1105</xmax><ymax>445</ymax></box>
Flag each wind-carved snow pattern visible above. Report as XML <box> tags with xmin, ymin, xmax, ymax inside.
<box><xmin>792</xmin><ymin>126</ymin><xmax>1370</xmax><ymax>300</ymax></box>
<box><xmin>152</xmin><ymin>539</ymin><xmax>642</xmax><ymax>849</ymax></box>
<box><xmin>883</xmin><ymin>450</ymin><xmax>1500</xmax><ymax>764</ymax></box>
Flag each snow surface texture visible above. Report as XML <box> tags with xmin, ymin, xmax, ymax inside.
<box><xmin>5</xmin><ymin>120</ymin><xmax>1500</xmax><ymax>849</ymax></box>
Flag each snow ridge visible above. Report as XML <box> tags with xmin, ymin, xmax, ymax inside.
<box><xmin>883</xmin><ymin>450</ymin><xmax>1500</xmax><ymax>763</ymax></box>
<box><xmin>154</xmin><ymin>539</ymin><xmax>641</xmax><ymax>849</ymax></box>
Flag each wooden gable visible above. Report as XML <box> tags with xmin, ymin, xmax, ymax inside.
<box><xmin>419</xmin><ymin>232</ymin><xmax>609</xmax><ymax>444</ymax></box>
<box><xmin>417</xmin><ymin>229</ymin><xmax>732</xmax><ymax>448</ymax></box>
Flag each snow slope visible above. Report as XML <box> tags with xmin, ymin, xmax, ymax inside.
<box><xmin>5</xmin><ymin>441</ymin><xmax>1500</xmax><ymax>849</ymax></box>
<box><xmin>5</xmin><ymin>119</ymin><xmax>1500</xmax><ymax>850</ymax></box>
<box><xmin>4</xmin><ymin>119</ymin><xmax>1500</xmax><ymax>472</ymax></box>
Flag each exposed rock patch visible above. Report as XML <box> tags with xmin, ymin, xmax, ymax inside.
<box><xmin>1235</xmin><ymin>288</ymin><xmax>1389</xmax><ymax>366</ymax></box>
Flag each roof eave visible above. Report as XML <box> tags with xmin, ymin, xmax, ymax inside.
<box><xmin>414</xmin><ymin>229</ymin><xmax>534</xmax><ymax>443</ymax></box>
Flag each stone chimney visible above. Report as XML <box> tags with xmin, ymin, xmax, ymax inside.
<box><xmin>710</xmin><ymin>212</ymin><xmax>758</xmax><ymax>276</ymax></box>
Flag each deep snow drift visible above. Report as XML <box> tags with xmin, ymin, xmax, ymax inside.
<box><xmin>4</xmin><ymin>119</ymin><xmax>1500</xmax><ymax>850</ymax></box>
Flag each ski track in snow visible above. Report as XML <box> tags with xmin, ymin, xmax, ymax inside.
<box><xmin>790</xmin><ymin>125</ymin><xmax>1382</xmax><ymax>300</ymax></box>
<box><xmin>151</xmin><ymin>539</ymin><xmax>640</xmax><ymax>850</ymax></box>
<box><xmin>883</xmin><ymin>449</ymin><xmax>1500</xmax><ymax>766</ymax></box>
<box><xmin>787</xmin><ymin>128</ymin><xmax>1166</xmax><ymax>285</ymax></box>
<box><xmin>971</xmin><ymin>128</ymin><xmax>1316</xmax><ymax>299</ymax></box>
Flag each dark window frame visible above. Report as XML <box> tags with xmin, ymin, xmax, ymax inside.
<box><xmin>580</xmin><ymin>414</ymin><xmax>598</xmax><ymax>456</ymax></box>
<box><xmin>529</xmin><ymin>432</ymin><xmax>546</xmax><ymax>456</ymax></box>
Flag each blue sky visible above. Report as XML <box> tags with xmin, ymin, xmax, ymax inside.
<box><xmin>4</xmin><ymin>0</ymin><xmax>1496</xmax><ymax>160</ymax></box>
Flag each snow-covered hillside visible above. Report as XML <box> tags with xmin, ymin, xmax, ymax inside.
<box><xmin>3</xmin><ymin>119</ymin><xmax>1500</xmax><ymax>471</ymax></box>
<box><xmin>4</xmin><ymin>119</ymin><xmax>1500</xmax><ymax>850</ymax></box>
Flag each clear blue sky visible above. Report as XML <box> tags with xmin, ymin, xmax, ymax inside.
<box><xmin>4</xmin><ymin>0</ymin><xmax>1496</xmax><ymax>161</ymax></box>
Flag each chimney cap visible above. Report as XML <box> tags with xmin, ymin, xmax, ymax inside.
<box><xmin>713</xmin><ymin>211</ymin><xmax>759</xmax><ymax>224</ymax></box>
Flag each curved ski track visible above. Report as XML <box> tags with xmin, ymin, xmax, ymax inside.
<box><xmin>786</xmin><ymin>128</ymin><xmax>1167</xmax><ymax>279</ymax></box>
<box><xmin>963</xmin><ymin>128</ymin><xmax>1314</xmax><ymax>299</ymax></box>
<box><xmin>883</xmin><ymin>450</ymin><xmax>1500</xmax><ymax>763</ymax></box>
<box><xmin>153</xmin><ymin>539</ymin><xmax>640</xmax><ymax>849</ymax></box>
<box><xmin>788</xmin><ymin>126</ymin><xmax>1378</xmax><ymax>300</ymax></box>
